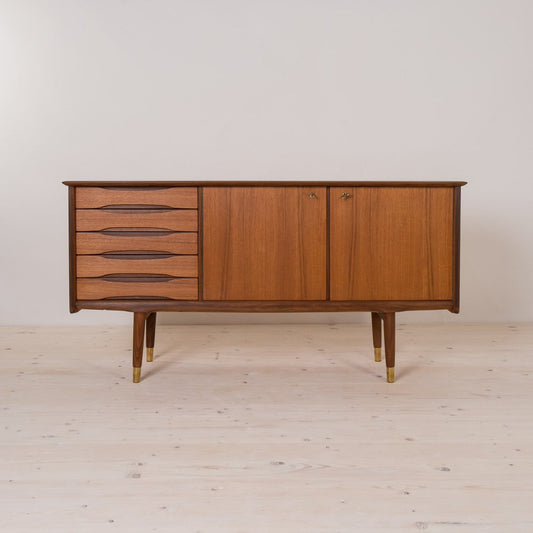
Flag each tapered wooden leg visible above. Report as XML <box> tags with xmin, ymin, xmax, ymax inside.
<box><xmin>146</xmin><ymin>312</ymin><xmax>156</xmax><ymax>362</ymax></box>
<box><xmin>371</xmin><ymin>312</ymin><xmax>382</xmax><ymax>362</ymax></box>
<box><xmin>383</xmin><ymin>312</ymin><xmax>396</xmax><ymax>383</ymax></box>
<box><xmin>133</xmin><ymin>312</ymin><xmax>147</xmax><ymax>383</ymax></box>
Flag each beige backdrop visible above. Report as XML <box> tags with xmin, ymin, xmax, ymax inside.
<box><xmin>1</xmin><ymin>0</ymin><xmax>532</xmax><ymax>325</ymax></box>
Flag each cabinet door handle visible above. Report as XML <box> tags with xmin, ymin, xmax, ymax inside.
<box><xmin>308</xmin><ymin>192</ymin><xmax>318</xmax><ymax>199</ymax></box>
<box><xmin>340</xmin><ymin>192</ymin><xmax>352</xmax><ymax>200</ymax></box>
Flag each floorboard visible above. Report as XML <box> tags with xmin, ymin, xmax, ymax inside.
<box><xmin>1</xmin><ymin>323</ymin><xmax>532</xmax><ymax>532</ymax></box>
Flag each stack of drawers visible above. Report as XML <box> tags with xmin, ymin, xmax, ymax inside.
<box><xmin>75</xmin><ymin>187</ymin><xmax>198</xmax><ymax>300</ymax></box>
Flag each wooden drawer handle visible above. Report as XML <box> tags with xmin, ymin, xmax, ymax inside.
<box><xmin>100</xmin><ymin>252</ymin><xmax>175</xmax><ymax>259</ymax></box>
<box><xmin>100</xmin><ymin>205</ymin><xmax>175</xmax><ymax>213</ymax></box>
<box><xmin>102</xmin><ymin>296</ymin><xmax>174</xmax><ymax>300</ymax></box>
<box><xmin>98</xmin><ymin>229</ymin><xmax>177</xmax><ymax>236</ymax></box>
<box><xmin>100</xmin><ymin>274</ymin><xmax>176</xmax><ymax>283</ymax></box>
<box><xmin>101</xmin><ymin>187</ymin><xmax>172</xmax><ymax>191</ymax></box>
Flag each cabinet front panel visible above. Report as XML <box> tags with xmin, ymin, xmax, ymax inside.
<box><xmin>77</xmin><ymin>255</ymin><xmax>198</xmax><ymax>277</ymax></box>
<box><xmin>76</xmin><ymin>209</ymin><xmax>198</xmax><ymax>231</ymax></box>
<box><xmin>203</xmin><ymin>187</ymin><xmax>327</xmax><ymax>300</ymax></box>
<box><xmin>76</xmin><ymin>231</ymin><xmax>197</xmax><ymax>255</ymax></box>
<box><xmin>76</xmin><ymin>187</ymin><xmax>198</xmax><ymax>209</ymax></box>
<box><xmin>77</xmin><ymin>278</ymin><xmax>198</xmax><ymax>300</ymax></box>
<box><xmin>330</xmin><ymin>187</ymin><xmax>454</xmax><ymax>301</ymax></box>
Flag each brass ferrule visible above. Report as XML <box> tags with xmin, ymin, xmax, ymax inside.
<box><xmin>386</xmin><ymin>367</ymin><xmax>395</xmax><ymax>383</ymax></box>
<box><xmin>133</xmin><ymin>367</ymin><xmax>141</xmax><ymax>383</ymax></box>
<box><xmin>374</xmin><ymin>347</ymin><xmax>382</xmax><ymax>362</ymax></box>
<box><xmin>146</xmin><ymin>347</ymin><xmax>154</xmax><ymax>362</ymax></box>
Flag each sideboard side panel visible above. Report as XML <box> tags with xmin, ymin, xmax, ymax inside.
<box><xmin>68</xmin><ymin>186</ymin><xmax>79</xmax><ymax>313</ymax></box>
<box><xmin>451</xmin><ymin>186</ymin><xmax>462</xmax><ymax>313</ymax></box>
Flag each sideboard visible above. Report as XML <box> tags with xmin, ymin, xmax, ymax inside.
<box><xmin>64</xmin><ymin>181</ymin><xmax>466</xmax><ymax>383</ymax></box>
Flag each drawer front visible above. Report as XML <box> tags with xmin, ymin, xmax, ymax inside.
<box><xmin>77</xmin><ymin>255</ymin><xmax>198</xmax><ymax>277</ymax></box>
<box><xmin>76</xmin><ymin>187</ymin><xmax>198</xmax><ymax>208</ymax></box>
<box><xmin>76</xmin><ymin>231</ymin><xmax>197</xmax><ymax>255</ymax></box>
<box><xmin>77</xmin><ymin>277</ymin><xmax>198</xmax><ymax>300</ymax></box>
<box><xmin>76</xmin><ymin>209</ymin><xmax>198</xmax><ymax>231</ymax></box>
<box><xmin>74</xmin><ymin>185</ymin><xmax>199</xmax><ymax>302</ymax></box>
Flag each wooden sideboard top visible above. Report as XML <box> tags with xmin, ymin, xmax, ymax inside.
<box><xmin>63</xmin><ymin>180</ymin><xmax>467</xmax><ymax>187</ymax></box>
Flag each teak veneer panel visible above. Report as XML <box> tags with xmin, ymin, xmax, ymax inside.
<box><xmin>77</xmin><ymin>278</ymin><xmax>198</xmax><ymax>300</ymax></box>
<box><xmin>330</xmin><ymin>187</ymin><xmax>454</xmax><ymax>300</ymax></box>
<box><xmin>76</xmin><ymin>187</ymin><xmax>198</xmax><ymax>208</ymax></box>
<box><xmin>203</xmin><ymin>187</ymin><xmax>327</xmax><ymax>300</ymax></box>
<box><xmin>76</xmin><ymin>232</ymin><xmax>198</xmax><ymax>255</ymax></box>
<box><xmin>76</xmin><ymin>209</ymin><xmax>198</xmax><ymax>231</ymax></box>
<box><xmin>77</xmin><ymin>255</ymin><xmax>198</xmax><ymax>277</ymax></box>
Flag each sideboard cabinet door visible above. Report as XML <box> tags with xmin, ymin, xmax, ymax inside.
<box><xmin>330</xmin><ymin>187</ymin><xmax>454</xmax><ymax>301</ymax></box>
<box><xmin>203</xmin><ymin>187</ymin><xmax>327</xmax><ymax>300</ymax></box>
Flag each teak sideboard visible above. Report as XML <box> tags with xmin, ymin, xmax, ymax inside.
<box><xmin>64</xmin><ymin>181</ymin><xmax>466</xmax><ymax>383</ymax></box>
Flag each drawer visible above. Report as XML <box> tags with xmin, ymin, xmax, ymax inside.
<box><xmin>76</xmin><ymin>187</ymin><xmax>198</xmax><ymax>208</ymax></box>
<box><xmin>77</xmin><ymin>255</ymin><xmax>198</xmax><ymax>277</ymax></box>
<box><xmin>77</xmin><ymin>277</ymin><xmax>198</xmax><ymax>300</ymax></box>
<box><xmin>76</xmin><ymin>209</ymin><xmax>198</xmax><ymax>231</ymax></box>
<box><xmin>76</xmin><ymin>231</ymin><xmax>197</xmax><ymax>255</ymax></box>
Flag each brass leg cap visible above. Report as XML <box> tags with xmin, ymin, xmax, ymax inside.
<box><xmin>374</xmin><ymin>347</ymin><xmax>382</xmax><ymax>362</ymax></box>
<box><xmin>146</xmin><ymin>347</ymin><xmax>154</xmax><ymax>362</ymax></box>
<box><xmin>133</xmin><ymin>367</ymin><xmax>141</xmax><ymax>383</ymax></box>
<box><xmin>387</xmin><ymin>367</ymin><xmax>395</xmax><ymax>383</ymax></box>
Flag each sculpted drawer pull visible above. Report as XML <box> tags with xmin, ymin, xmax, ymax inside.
<box><xmin>103</xmin><ymin>296</ymin><xmax>174</xmax><ymax>300</ymax></box>
<box><xmin>340</xmin><ymin>192</ymin><xmax>352</xmax><ymax>200</ymax></box>
<box><xmin>101</xmin><ymin>205</ymin><xmax>175</xmax><ymax>213</ymax></box>
<box><xmin>100</xmin><ymin>274</ymin><xmax>176</xmax><ymax>283</ymax></box>
<box><xmin>101</xmin><ymin>251</ymin><xmax>174</xmax><ymax>260</ymax></box>
<box><xmin>99</xmin><ymin>228</ymin><xmax>176</xmax><ymax>236</ymax></box>
<box><xmin>102</xmin><ymin>187</ymin><xmax>172</xmax><ymax>191</ymax></box>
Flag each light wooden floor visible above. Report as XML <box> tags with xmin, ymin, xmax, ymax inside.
<box><xmin>1</xmin><ymin>323</ymin><xmax>533</xmax><ymax>532</ymax></box>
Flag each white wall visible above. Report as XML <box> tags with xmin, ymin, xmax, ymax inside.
<box><xmin>1</xmin><ymin>0</ymin><xmax>532</xmax><ymax>326</ymax></box>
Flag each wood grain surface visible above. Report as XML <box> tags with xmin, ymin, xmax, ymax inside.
<box><xmin>76</xmin><ymin>187</ymin><xmax>198</xmax><ymax>208</ymax></box>
<box><xmin>452</xmin><ymin>186</ymin><xmax>462</xmax><ymax>313</ymax></box>
<box><xmin>77</xmin><ymin>278</ymin><xmax>198</xmax><ymax>300</ymax></box>
<box><xmin>76</xmin><ymin>299</ymin><xmax>454</xmax><ymax>313</ymax></box>
<box><xmin>77</xmin><ymin>255</ymin><xmax>198</xmax><ymax>277</ymax></box>
<box><xmin>330</xmin><ymin>187</ymin><xmax>454</xmax><ymax>300</ymax></box>
<box><xmin>132</xmin><ymin>312</ymin><xmax>147</xmax><ymax>369</ymax></box>
<box><xmin>76</xmin><ymin>209</ymin><xmax>198</xmax><ymax>231</ymax></box>
<box><xmin>76</xmin><ymin>231</ymin><xmax>198</xmax><ymax>255</ymax></box>
<box><xmin>203</xmin><ymin>187</ymin><xmax>327</xmax><ymax>300</ymax></box>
